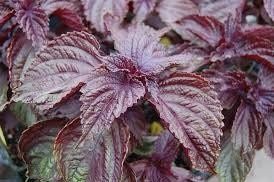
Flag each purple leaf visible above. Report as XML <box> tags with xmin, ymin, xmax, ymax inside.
<box><xmin>7</xmin><ymin>31</ymin><xmax>34</xmax><ymax>91</ymax></box>
<box><xmin>18</xmin><ymin>119</ymin><xmax>67</xmax><ymax>181</ymax></box>
<box><xmin>264</xmin><ymin>0</ymin><xmax>274</xmax><ymax>21</ymax></box>
<box><xmin>263</xmin><ymin>112</ymin><xmax>274</xmax><ymax>158</ymax></box>
<box><xmin>148</xmin><ymin>72</ymin><xmax>224</xmax><ymax>171</ymax></box>
<box><xmin>111</xmin><ymin>24</ymin><xmax>203</xmax><ymax>74</ymax></box>
<box><xmin>199</xmin><ymin>0</ymin><xmax>246</xmax><ymax>23</ymax></box>
<box><xmin>121</xmin><ymin>163</ymin><xmax>137</xmax><ymax>182</ymax></box>
<box><xmin>15</xmin><ymin>0</ymin><xmax>49</xmax><ymax>48</ymax></box>
<box><xmin>80</xmin><ymin>69</ymin><xmax>145</xmax><ymax>138</ymax></box>
<box><xmin>133</xmin><ymin>0</ymin><xmax>157</xmax><ymax>22</ymax></box>
<box><xmin>231</xmin><ymin>101</ymin><xmax>263</xmax><ymax>152</ymax></box>
<box><xmin>121</xmin><ymin>106</ymin><xmax>148</xmax><ymax>142</ymax></box>
<box><xmin>152</xmin><ymin>130</ymin><xmax>179</xmax><ymax>166</ymax></box>
<box><xmin>52</xmin><ymin>8</ymin><xmax>85</xmax><ymax>31</ymax></box>
<box><xmin>203</xmin><ymin>68</ymin><xmax>248</xmax><ymax>109</ymax></box>
<box><xmin>54</xmin><ymin>118</ymin><xmax>130</xmax><ymax>182</ymax></box>
<box><xmin>156</xmin><ymin>0</ymin><xmax>198</xmax><ymax>23</ymax></box>
<box><xmin>176</xmin><ymin>15</ymin><xmax>224</xmax><ymax>47</ymax></box>
<box><xmin>82</xmin><ymin>0</ymin><xmax>129</xmax><ymax>32</ymax></box>
<box><xmin>14</xmin><ymin>31</ymin><xmax>103</xmax><ymax>112</ymax></box>
<box><xmin>41</xmin><ymin>0</ymin><xmax>81</xmax><ymax>15</ymax></box>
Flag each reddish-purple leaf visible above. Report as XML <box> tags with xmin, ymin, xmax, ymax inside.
<box><xmin>14</xmin><ymin>31</ymin><xmax>103</xmax><ymax>112</ymax></box>
<box><xmin>203</xmin><ymin>69</ymin><xmax>248</xmax><ymax>109</ymax></box>
<box><xmin>152</xmin><ymin>130</ymin><xmax>179</xmax><ymax>166</ymax></box>
<box><xmin>156</xmin><ymin>0</ymin><xmax>199</xmax><ymax>24</ymax></box>
<box><xmin>121</xmin><ymin>163</ymin><xmax>137</xmax><ymax>182</ymax></box>
<box><xmin>15</xmin><ymin>1</ymin><xmax>49</xmax><ymax>48</ymax></box>
<box><xmin>80</xmin><ymin>69</ymin><xmax>145</xmax><ymax>138</ymax></box>
<box><xmin>41</xmin><ymin>0</ymin><xmax>81</xmax><ymax>15</ymax></box>
<box><xmin>243</xmin><ymin>26</ymin><xmax>274</xmax><ymax>42</ymax></box>
<box><xmin>82</xmin><ymin>0</ymin><xmax>129</xmax><ymax>32</ymax></box>
<box><xmin>133</xmin><ymin>0</ymin><xmax>157</xmax><ymax>22</ymax></box>
<box><xmin>121</xmin><ymin>106</ymin><xmax>148</xmax><ymax>142</ymax></box>
<box><xmin>7</xmin><ymin>31</ymin><xmax>34</xmax><ymax>91</ymax></box>
<box><xmin>18</xmin><ymin>119</ymin><xmax>67</xmax><ymax>181</ymax></box>
<box><xmin>263</xmin><ymin>112</ymin><xmax>274</xmax><ymax>158</ymax></box>
<box><xmin>52</xmin><ymin>8</ymin><xmax>85</xmax><ymax>31</ymax></box>
<box><xmin>176</xmin><ymin>15</ymin><xmax>224</xmax><ymax>47</ymax></box>
<box><xmin>54</xmin><ymin>118</ymin><xmax>130</xmax><ymax>182</ymax></box>
<box><xmin>248</xmin><ymin>66</ymin><xmax>274</xmax><ymax>115</ymax></box>
<box><xmin>231</xmin><ymin>101</ymin><xmax>263</xmax><ymax>152</ymax></box>
<box><xmin>111</xmin><ymin>24</ymin><xmax>203</xmax><ymax>74</ymax></box>
<box><xmin>148</xmin><ymin>72</ymin><xmax>224</xmax><ymax>171</ymax></box>
<box><xmin>264</xmin><ymin>0</ymin><xmax>274</xmax><ymax>21</ymax></box>
<box><xmin>199</xmin><ymin>0</ymin><xmax>246</xmax><ymax>23</ymax></box>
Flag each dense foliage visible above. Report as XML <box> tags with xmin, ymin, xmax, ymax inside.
<box><xmin>0</xmin><ymin>0</ymin><xmax>274</xmax><ymax>181</ymax></box>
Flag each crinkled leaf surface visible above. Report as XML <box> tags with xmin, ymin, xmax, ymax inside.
<box><xmin>176</xmin><ymin>15</ymin><xmax>224</xmax><ymax>47</ymax></box>
<box><xmin>7</xmin><ymin>31</ymin><xmax>34</xmax><ymax>91</ymax></box>
<box><xmin>15</xmin><ymin>1</ymin><xmax>49</xmax><ymax>48</ymax></box>
<box><xmin>80</xmin><ymin>69</ymin><xmax>145</xmax><ymax>138</ymax></box>
<box><xmin>15</xmin><ymin>31</ymin><xmax>102</xmax><ymax>112</ymax></box>
<box><xmin>41</xmin><ymin>0</ymin><xmax>81</xmax><ymax>15</ymax></box>
<box><xmin>263</xmin><ymin>112</ymin><xmax>274</xmax><ymax>158</ymax></box>
<box><xmin>82</xmin><ymin>0</ymin><xmax>129</xmax><ymax>32</ymax></box>
<box><xmin>264</xmin><ymin>0</ymin><xmax>274</xmax><ymax>21</ymax></box>
<box><xmin>54</xmin><ymin>118</ymin><xmax>130</xmax><ymax>182</ymax></box>
<box><xmin>121</xmin><ymin>163</ymin><xmax>137</xmax><ymax>182</ymax></box>
<box><xmin>203</xmin><ymin>69</ymin><xmax>248</xmax><ymax>109</ymax></box>
<box><xmin>231</xmin><ymin>101</ymin><xmax>263</xmax><ymax>152</ymax></box>
<box><xmin>111</xmin><ymin>24</ymin><xmax>203</xmax><ymax>75</ymax></box>
<box><xmin>216</xmin><ymin>140</ymin><xmax>254</xmax><ymax>182</ymax></box>
<box><xmin>18</xmin><ymin>119</ymin><xmax>67</xmax><ymax>181</ymax></box>
<box><xmin>148</xmin><ymin>72</ymin><xmax>224</xmax><ymax>171</ymax></box>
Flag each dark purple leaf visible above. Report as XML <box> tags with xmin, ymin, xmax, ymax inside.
<box><xmin>152</xmin><ymin>130</ymin><xmax>179</xmax><ymax>166</ymax></box>
<box><xmin>52</xmin><ymin>8</ymin><xmax>85</xmax><ymax>31</ymax></box>
<box><xmin>15</xmin><ymin>1</ymin><xmax>49</xmax><ymax>48</ymax></box>
<box><xmin>203</xmin><ymin>68</ymin><xmax>248</xmax><ymax>109</ymax></box>
<box><xmin>7</xmin><ymin>31</ymin><xmax>34</xmax><ymax>91</ymax></box>
<box><xmin>176</xmin><ymin>15</ymin><xmax>224</xmax><ymax>47</ymax></box>
<box><xmin>263</xmin><ymin>112</ymin><xmax>274</xmax><ymax>158</ymax></box>
<box><xmin>148</xmin><ymin>72</ymin><xmax>224</xmax><ymax>171</ymax></box>
<box><xmin>80</xmin><ymin>69</ymin><xmax>145</xmax><ymax>138</ymax></box>
<box><xmin>82</xmin><ymin>0</ymin><xmax>129</xmax><ymax>32</ymax></box>
<box><xmin>111</xmin><ymin>24</ymin><xmax>204</xmax><ymax>74</ymax></box>
<box><xmin>264</xmin><ymin>0</ymin><xmax>274</xmax><ymax>21</ymax></box>
<box><xmin>133</xmin><ymin>0</ymin><xmax>157</xmax><ymax>22</ymax></box>
<box><xmin>54</xmin><ymin>118</ymin><xmax>130</xmax><ymax>182</ymax></box>
<box><xmin>121</xmin><ymin>106</ymin><xmax>148</xmax><ymax>142</ymax></box>
<box><xmin>121</xmin><ymin>163</ymin><xmax>137</xmax><ymax>182</ymax></box>
<box><xmin>18</xmin><ymin>119</ymin><xmax>67</xmax><ymax>181</ymax></box>
<box><xmin>231</xmin><ymin>101</ymin><xmax>263</xmax><ymax>152</ymax></box>
<box><xmin>14</xmin><ymin>31</ymin><xmax>103</xmax><ymax>112</ymax></box>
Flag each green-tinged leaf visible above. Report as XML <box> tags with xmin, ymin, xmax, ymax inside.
<box><xmin>0</xmin><ymin>138</ymin><xmax>22</xmax><ymax>181</ymax></box>
<box><xmin>18</xmin><ymin>119</ymin><xmax>67</xmax><ymax>181</ymax></box>
<box><xmin>0</xmin><ymin>66</ymin><xmax>8</xmax><ymax>112</ymax></box>
<box><xmin>10</xmin><ymin>102</ymin><xmax>37</xmax><ymax>126</ymax></box>
<box><xmin>0</xmin><ymin>126</ymin><xmax>6</xmax><ymax>146</ymax></box>
<box><xmin>216</xmin><ymin>141</ymin><xmax>255</xmax><ymax>182</ymax></box>
<box><xmin>54</xmin><ymin>119</ymin><xmax>130</xmax><ymax>182</ymax></box>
